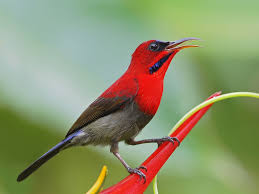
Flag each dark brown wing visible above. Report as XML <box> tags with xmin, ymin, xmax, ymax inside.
<box><xmin>65</xmin><ymin>76</ymin><xmax>138</xmax><ymax>137</ymax></box>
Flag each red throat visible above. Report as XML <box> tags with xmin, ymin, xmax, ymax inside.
<box><xmin>128</xmin><ymin>53</ymin><xmax>176</xmax><ymax>115</ymax></box>
<box><xmin>134</xmin><ymin>75</ymin><xmax>164</xmax><ymax>115</ymax></box>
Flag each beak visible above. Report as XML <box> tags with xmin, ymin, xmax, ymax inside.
<box><xmin>165</xmin><ymin>37</ymin><xmax>200</xmax><ymax>52</ymax></box>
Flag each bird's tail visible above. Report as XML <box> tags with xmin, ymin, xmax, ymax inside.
<box><xmin>17</xmin><ymin>130</ymin><xmax>82</xmax><ymax>182</ymax></box>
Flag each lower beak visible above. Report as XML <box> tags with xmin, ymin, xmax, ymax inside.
<box><xmin>165</xmin><ymin>37</ymin><xmax>200</xmax><ymax>51</ymax></box>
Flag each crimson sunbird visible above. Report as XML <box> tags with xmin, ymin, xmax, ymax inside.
<box><xmin>17</xmin><ymin>37</ymin><xmax>199</xmax><ymax>182</ymax></box>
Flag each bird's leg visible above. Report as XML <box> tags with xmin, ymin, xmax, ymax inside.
<box><xmin>110</xmin><ymin>143</ymin><xmax>147</xmax><ymax>183</ymax></box>
<box><xmin>126</xmin><ymin>136</ymin><xmax>180</xmax><ymax>147</ymax></box>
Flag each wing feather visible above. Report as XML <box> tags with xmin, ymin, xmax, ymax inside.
<box><xmin>65</xmin><ymin>76</ymin><xmax>138</xmax><ymax>137</ymax></box>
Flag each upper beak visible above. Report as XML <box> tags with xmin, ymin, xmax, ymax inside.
<box><xmin>165</xmin><ymin>37</ymin><xmax>200</xmax><ymax>52</ymax></box>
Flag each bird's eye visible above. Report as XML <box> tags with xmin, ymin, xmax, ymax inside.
<box><xmin>149</xmin><ymin>42</ymin><xmax>160</xmax><ymax>51</ymax></box>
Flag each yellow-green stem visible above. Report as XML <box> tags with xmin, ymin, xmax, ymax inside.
<box><xmin>153</xmin><ymin>92</ymin><xmax>259</xmax><ymax>194</ymax></box>
<box><xmin>153</xmin><ymin>176</ymin><xmax>159</xmax><ymax>194</ymax></box>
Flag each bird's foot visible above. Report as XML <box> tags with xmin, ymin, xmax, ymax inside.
<box><xmin>127</xmin><ymin>167</ymin><xmax>147</xmax><ymax>183</ymax></box>
<box><xmin>157</xmin><ymin>136</ymin><xmax>180</xmax><ymax>147</ymax></box>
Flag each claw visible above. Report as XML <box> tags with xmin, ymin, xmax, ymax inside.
<box><xmin>157</xmin><ymin>136</ymin><xmax>180</xmax><ymax>147</ymax></box>
<box><xmin>127</xmin><ymin>167</ymin><xmax>146</xmax><ymax>184</ymax></box>
<box><xmin>137</xmin><ymin>166</ymin><xmax>148</xmax><ymax>172</ymax></box>
<box><xmin>165</xmin><ymin>137</ymin><xmax>175</xmax><ymax>145</ymax></box>
<box><xmin>172</xmin><ymin>137</ymin><xmax>181</xmax><ymax>146</ymax></box>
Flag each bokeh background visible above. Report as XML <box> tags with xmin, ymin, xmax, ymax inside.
<box><xmin>0</xmin><ymin>0</ymin><xmax>258</xmax><ymax>193</ymax></box>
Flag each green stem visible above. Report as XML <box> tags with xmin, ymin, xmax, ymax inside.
<box><xmin>169</xmin><ymin>92</ymin><xmax>259</xmax><ymax>135</ymax></box>
<box><xmin>153</xmin><ymin>176</ymin><xmax>159</xmax><ymax>194</ymax></box>
<box><xmin>153</xmin><ymin>92</ymin><xmax>259</xmax><ymax>194</ymax></box>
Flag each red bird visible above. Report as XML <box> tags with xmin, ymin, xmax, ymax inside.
<box><xmin>17</xmin><ymin>37</ymin><xmax>199</xmax><ymax>182</ymax></box>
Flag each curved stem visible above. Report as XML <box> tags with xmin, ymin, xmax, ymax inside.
<box><xmin>169</xmin><ymin>92</ymin><xmax>259</xmax><ymax>135</ymax></box>
<box><xmin>153</xmin><ymin>92</ymin><xmax>259</xmax><ymax>194</ymax></box>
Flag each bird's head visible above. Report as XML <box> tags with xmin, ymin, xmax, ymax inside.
<box><xmin>128</xmin><ymin>37</ymin><xmax>199</xmax><ymax>78</ymax></box>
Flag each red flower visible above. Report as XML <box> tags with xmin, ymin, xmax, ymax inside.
<box><xmin>101</xmin><ymin>92</ymin><xmax>221</xmax><ymax>194</ymax></box>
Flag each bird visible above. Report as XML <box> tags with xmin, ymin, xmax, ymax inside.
<box><xmin>17</xmin><ymin>37</ymin><xmax>199</xmax><ymax>182</ymax></box>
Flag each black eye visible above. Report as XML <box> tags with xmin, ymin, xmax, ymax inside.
<box><xmin>149</xmin><ymin>42</ymin><xmax>160</xmax><ymax>51</ymax></box>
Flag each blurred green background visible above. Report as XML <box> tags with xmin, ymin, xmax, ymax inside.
<box><xmin>0</xmin><ymin>0</ymin><xmax>258</xmax><ymax>193</ymax></box>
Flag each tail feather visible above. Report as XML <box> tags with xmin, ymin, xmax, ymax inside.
<box><xmin>17</xmin><ymin>130</ymin><xmax>82</xmax><ymax>182</ymax></box>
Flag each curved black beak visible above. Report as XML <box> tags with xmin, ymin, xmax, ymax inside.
<box><xmin>165</xmin><ymin>37</ymin><xmax>200</xmax><ymax>51</ymax></box>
